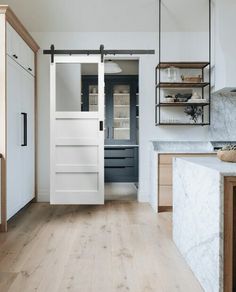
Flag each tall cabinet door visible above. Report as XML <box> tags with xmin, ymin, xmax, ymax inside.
<box><xmin>7</xmin><ymin>57</ymin><xmax>35</xmax><ymax>219</ymax></box>
<box><xmin>7</xmin><ymin>57</ymin><xmax>22</xmax><ymax>219</ymax></box>
<box><xmin>21</xmin><ymin>68</ymin><xmax>35</xmax><ymax>205</ymax></box>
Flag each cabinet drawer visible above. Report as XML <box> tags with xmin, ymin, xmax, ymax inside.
<box><xmin>159</xmin><ymin>165</ymin><xmax>172</xmax><ymax>185</ymax></box>
<box><xmin>159</xmin><ymin>186</ymin><xmax>172</xmax><ymax>206</ymax></box>
<box><xmin>105</xmin><ymin>157</ymin><xmax>134</xmax><ymax>167</ymax></box>
<box><xmin>105</xmin><ymin>166</ymin><xmax>137</xmax><ymax>182</ymax></box>
<box><xmin>105</xmin><ymin>148</ymin><xmax>134</xmax><ymax>158</ymax></box>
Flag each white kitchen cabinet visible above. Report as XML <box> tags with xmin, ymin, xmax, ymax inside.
<box><xmin>7</xmin><ymin>56</ymin><xmax>35</xmax><ymax>220</ymax></box>
<box><xmin>0</xmin><ymin>6</ymin><xmax>39</xmax><ymax>230</ymax></box>
<box><xmin>6</xmin><ymin>58</ymin><xmax>22</xmax><ymax>219</ymax></box>
<box><xmin>6</xmin><ymin>22</ymin><xmax>21</xmax><ymax>63</ymax></box>
<box><xmin>7</xmin><ymin>23</ymin><xmax>35</xmax><ymax>76</ymax></box>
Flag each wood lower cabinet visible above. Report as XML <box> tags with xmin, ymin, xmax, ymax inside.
<box><xmin>224</xmin><ymin>177</ymin><xmax>236</xmax><ymax>292</ymax></box>
<box><xmin>157</xmin><ymin>153</ymin><xmax>216</xmax><ymax>212</ymax></box>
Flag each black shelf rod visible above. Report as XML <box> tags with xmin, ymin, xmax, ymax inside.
<box><xmin>43</xmin><ymin>44</ymin><xmax>155</xmax><ymax>63</ymax></box>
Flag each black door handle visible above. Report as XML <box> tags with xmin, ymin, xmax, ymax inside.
<box><xmin>13</xmin><ymin>54</ymin><xmax>18</xmax><ymax>59</ymax></box>
<box><xmin>21</xmin><ymin>113</ymin><xmax>27</xmax><ymax>146</ymax></box>
<box><xmin>28</xmin><ymin>67</ymin><xmax>32</xmax><ymax>72</ymax></box>
<box><xmin>99</xmin><ymin>121</ymin><xmax>103</xmax><ymax>131</ymax></box>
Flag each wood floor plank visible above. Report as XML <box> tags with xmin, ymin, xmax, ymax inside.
<box><xmin>0</xmin><ymin>202</ymin><xmax>203</xmax><ymax>292</ymax></box>
<box><xmin>0</xmin><ymin>272</ymin><xmax>18</xmax><ymax>292</ymax></box>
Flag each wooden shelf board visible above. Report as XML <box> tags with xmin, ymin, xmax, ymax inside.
<box><xmin>157</xmin><ymin>123</ymin><xmax>210</xmax><ymax>126</ymax></box>
<box><xmin>157</xmin><ymin>102</ymin><xmax>210</xmax><ymax>107</ymax></box>
<box><xmin>157</xmin><ymin>82</ymin><xmax>210</xmax><ymax>88</ymax></box>
<box><xmin>114</xmin><ymin>117</ymin><xmax>130</xmax><ymax>120</ymax></box>
<box><xmin>157</xmin><ymin>62</ymin><xmax>210</xmax><ymax>69</ymax></box>
<box><xmin>113</xmin><ymin>93</ymin><xmax>130</xmax><ymax>96</ymax></box>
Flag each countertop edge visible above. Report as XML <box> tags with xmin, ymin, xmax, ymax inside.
<box><xmin>174</xmin><ymin>156</ymin><xmax>236</xmax><ymax>176</ymax></box>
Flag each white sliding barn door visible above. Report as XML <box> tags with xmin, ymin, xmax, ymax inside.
<box><xmin>50</xmin><ymin>56</ymin><xmax>104</xmax><ymax>204</ymax></box>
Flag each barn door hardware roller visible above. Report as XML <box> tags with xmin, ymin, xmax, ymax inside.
<box><xmin>43</xmin><ymin>44</ymin><xmax>155</xmax><ymax>63</ymax></box>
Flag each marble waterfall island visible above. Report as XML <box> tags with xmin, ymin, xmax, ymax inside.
<box><xmin>173</xmin><ymin>157</ymin><xmax>236</xmax><ymax>292</ymax></box>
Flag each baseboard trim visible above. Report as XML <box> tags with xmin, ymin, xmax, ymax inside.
<box><xmin>37</xmin><ymin>189</ymin><xmax>50</xmax><ymax>202</ymax></box>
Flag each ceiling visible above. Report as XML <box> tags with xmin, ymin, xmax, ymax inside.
<box><xmin>1</xmin><ymin>0</ymin><xmax>209</xmax><ymax>32</ymax></box>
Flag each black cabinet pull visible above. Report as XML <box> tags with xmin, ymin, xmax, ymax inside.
<box><xmin>107</xmin><ymin>127</ymin><xmax>109</xmax><ymax>139</ymax></box>
<box><xmin>13</xmin><ymin>54</ymin><xmax>18</xmax><ymax>59</ymax></box>
<box><xmin>99</xmin><ymin>121</ymin><xmax>103</xmax><ymax>131</ymax></box>
<box><xmin>28</xmin><ymin>67</ymin><xmax>32</xmax><ymax>72</ymax></box>
<box><xmin>21</xmin><ymin>113</ymin><xmax>27</xmax><ymax>147</ymax></box>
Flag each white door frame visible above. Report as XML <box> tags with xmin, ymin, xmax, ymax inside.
<box><xmin>50</xmin><ymin>55</ymin><xmax>104</xmax><ymax>204</ymax></box>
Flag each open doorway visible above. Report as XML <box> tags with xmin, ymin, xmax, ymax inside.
<box><xmin>81</xmin><ymin>59</ymin><xmax>139</xmax><ymax>201</ymax></box>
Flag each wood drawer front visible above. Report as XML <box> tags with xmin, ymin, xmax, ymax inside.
<box><xmin>105</xmin><ymin>148</ymin><xmax>134</xmax><ymax>158</ymax></box>
<box><xmin>159</xmin><ymin>165</ymin><xmax>172</xmax><ymax>186</ymax></box>
<box><xmin>159</xmin><ymin>186</ymin><xmax>172</xmax><ymax>206</ymax></box>
<box><xmin>159</xmin><ymin>153</ymin><xmax>216</xmax><ymax>165</ymax></box>
<box><xmin>105</xmin><ymin>157</ymin><xmax>134</xmax><ymax>167</ymax></box>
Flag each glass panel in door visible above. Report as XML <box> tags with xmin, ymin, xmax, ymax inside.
<box><xmin>113</xmin><ymin>85</ymin><xmax>130</xmax><ymax>140</ymax></box>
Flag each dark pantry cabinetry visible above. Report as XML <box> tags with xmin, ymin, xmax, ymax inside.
<box><xmin>82</xmin><ymin>75</ymin><xmax>139</xmax><ymax>182</ymax></box>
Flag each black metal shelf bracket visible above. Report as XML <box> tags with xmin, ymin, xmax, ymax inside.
<box><xmin>43</xmin><ymin>44</ymin><xmax>155</xmax><ymax>64</ymax></box>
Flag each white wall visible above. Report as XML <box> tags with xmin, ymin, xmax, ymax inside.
<box><xmin>33</xmin><ymin>31</ymin><xmax>210</xmax><ymax>203</ymax></box>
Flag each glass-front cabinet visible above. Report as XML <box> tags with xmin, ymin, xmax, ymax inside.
<box><xmin>82</xmin><ymin>75</ymin><xmax>138</xmax><ymax>145</ymax></box>
<box><xmin>113</xmin><ymin>85</ymin><xmax>131</xmax><ymax>141</ymax></box>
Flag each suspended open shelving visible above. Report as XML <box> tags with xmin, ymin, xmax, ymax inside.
<box><xmin>155</xmin><ymin>1</ymin><xmax>212</xmax><ymax>126</ymax></box>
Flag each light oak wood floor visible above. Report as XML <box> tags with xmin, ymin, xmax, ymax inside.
<box><xmin>0</xmin><ymin>202</ymin><xmax>202</xmax><ymax>292</ymax></box>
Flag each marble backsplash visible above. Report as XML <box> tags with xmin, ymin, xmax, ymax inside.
<box><xmin>209</xmin><ymin>90</ymin><xmax>236</xmax><ymax>141</ymax></box>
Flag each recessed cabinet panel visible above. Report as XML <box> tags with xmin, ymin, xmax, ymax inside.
<box><xmin>56</xmin><ymin>119</ymin><xmax>98</xmax><ymax>140</ymax></box>
<box><xmin>56</xmin><ymin>146</ymin><xmax>98</xmax><ymax>165</ymax></box>
<box><xmin>55</xmin><ymin>173</ymin><xmax>98</xmax><ymax>191</ymax></box>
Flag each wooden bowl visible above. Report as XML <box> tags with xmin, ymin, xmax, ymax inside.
<box><xmin>217</xmin><ymin>150</ymin><xmax>236</xmax><ymax>163</ymax></box>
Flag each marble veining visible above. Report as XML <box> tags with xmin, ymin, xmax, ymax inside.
<box><xmin>172</xmin><ymin>157</ymin><xmax>235</xmax><ymax>292</ymax></box>
<box><xmin>210</xmin><ymin>91</ymin><xmax>236</xmax><ymax>141</ymax></box>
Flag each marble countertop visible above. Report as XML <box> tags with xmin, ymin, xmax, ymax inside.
<box><xmin>175</xmin><ymin>156</ymin><xmax>236</xmax><ymax>176</ymax></box>
<box><xmin>151</xmin><ymin>140</ymin><xmax>214</xmax><ymax>153</ymax></box>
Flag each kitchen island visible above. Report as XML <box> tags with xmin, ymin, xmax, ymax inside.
<box><xmin>173</xmin><ymin>156</ymin><xmax>236</xmax><ymax>292</ymax></box>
